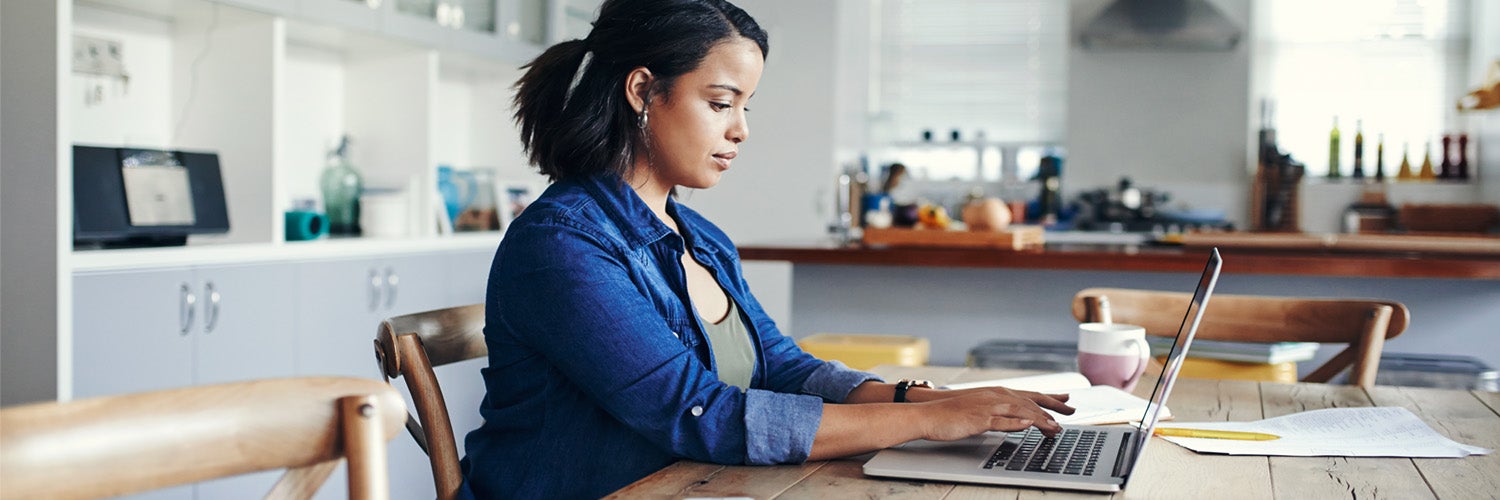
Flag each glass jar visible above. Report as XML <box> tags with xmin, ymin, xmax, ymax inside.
<box><xmin>320</xmin><ymin>137</ymin><xmax>363</xmax><ymax>235</ymax></box>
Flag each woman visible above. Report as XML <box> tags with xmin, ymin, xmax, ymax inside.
<box><xmin>461</xmin><ymin>1</ymin><xmax>1074</xmax><ymax>497</ymax></box>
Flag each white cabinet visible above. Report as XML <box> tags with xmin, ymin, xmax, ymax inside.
<box><xmin>295</xmin><ymin>255</ymin><xmax>451</xmax><ymax>378</ymax></box>
<box><xmin>295</xmin><ymin>253</ymin><xmax>460</xmax><ymax>500</ymax></box>
<box><xmin>73</xmin><ymin>263</ymin><xmax>296</xmax><ymax>398</ymax></box>
<box><xmin>73</xmin><ymin>263</ymin><xmax>296</xmax><ymax>500</ymax></box>
<box><xmin>69</xmin><ymin>247</ymin><xmax>495</xmax><ymax>500</ymax></box>
<box><xmin>299</xmin><ymin>0</ymin><xmax>383</xmax><ymax>31</ymax></box>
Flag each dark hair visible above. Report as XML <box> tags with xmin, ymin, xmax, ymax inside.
<box><xmin>513</xmin><ymin>0</ymin><xmax>769</xmax><ymax>182</ymax></box>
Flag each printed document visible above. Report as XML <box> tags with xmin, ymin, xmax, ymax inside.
<box><xmin>1158</xmin><ymin>406</ymin><xmax>1492</xmax><ymax>457</ymax></box>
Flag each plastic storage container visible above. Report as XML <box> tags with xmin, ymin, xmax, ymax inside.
<box><xmin>968</xmin><ymin>340</ymin><xmax>1079</xmax><ymax>372</ymax></box>
<box><xmin>1375</xmin><ymin>353</ymin><xmax>1498</xmax><ymax>391</ymax></box>
<box><xmin>797</xmin><ymin>333</ymin><xmax>929</xmax><ymax>371</ymax></box>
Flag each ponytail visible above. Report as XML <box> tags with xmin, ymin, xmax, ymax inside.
<box><xmin>513</xmin><ymin>39</ymin><xmax>591</xmax><ymax>180</ymax></box>
<box><xmin>511</xmin><ymin>0</ymin><xmax>769</xmax><ymax>183</ymax></box>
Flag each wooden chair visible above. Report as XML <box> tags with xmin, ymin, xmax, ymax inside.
<box><xmin>373</xmin><ymin>303</ymin><xmax>486</xmax><ymax>500</ymax></box>
<box><xmin>1071</xmin><ymin>288</ymin><xmax>1410</xmax><ymax>388</ymax></box>
<box><xmin>0</xmin><ymin>377</ymin><xmax>406</xmax><ymax>500</ymax></box>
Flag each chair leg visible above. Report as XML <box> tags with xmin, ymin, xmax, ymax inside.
<box><xmin>1304</xmin><ymin>348</ymin><xmax>1355</xmax><ymax>384</ymax></box>
<box><xmin>341</xmin><ymin>394</ymin><xmax>390</xmax><ymax>500</ymax></box>
<box><xmin>1348</xmin><ymin>306</ymin><xmax>1393</xmax><ymax>389</ymax></box>
<box><xmin>268</xmin><ymin>459</ymin><xmax>339</xmax><ymax>500</ymax></box>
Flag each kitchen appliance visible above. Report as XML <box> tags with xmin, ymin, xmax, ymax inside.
<box><xmin>1079</xmin><ymin>0</ymin><xmax>1242</xmax><ymax>51</ymax></box>
<box><xmin>1072</xmin><ymin>177</ymin><xmax>1232</xmax><ymax>232</ymax></box>
<box><xmin>73</xmin><ymin>145</ymin><xmax>229</xmax><ymax>248</ymax></box>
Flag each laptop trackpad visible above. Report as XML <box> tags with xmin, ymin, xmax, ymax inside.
<box><xmin>895</xmin><ymin>433</ymin><xmax>1004</xmax><ymax>455</ymax></box>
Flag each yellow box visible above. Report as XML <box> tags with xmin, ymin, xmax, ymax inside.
<box><xmin>1158</xmin><ymin>356</ymin><xmax>1297</xmax><ymax>383</ymax></box>
<box><xmin>798</xmin><ymin>333</ymin><xmax>930</xmax><ymax>371</ymax></box>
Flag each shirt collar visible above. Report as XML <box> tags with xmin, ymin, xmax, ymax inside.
<box><xmin>579</xmin><ymin>174</ymin><xmax>677</xmax><ymax>250</ymax></box>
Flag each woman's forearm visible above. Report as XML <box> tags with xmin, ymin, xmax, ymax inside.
<box><xmin>808</xmin><ymin>402</ymin><xmax>926</xmax><ymax>460</ymax></box>
<box><xmin>842</xmin><ymin>380</ymin><xmax>942</xmax><ymax>404</ymax></box>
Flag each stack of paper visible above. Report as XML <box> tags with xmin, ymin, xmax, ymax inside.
<box><xmin>1158</xmin><ymin>407</ymin><xmax>1492</xmax><ymax>457</ymax></box>
<box><xmin>1147</xmin><ymin>336</ymin><xmax>1318</xmax><ymax>364</ymax></box>
<box><xmin>942</xmin><ymin>372</ymin><xmax>1166</xmax><ymax>426</ymax></box>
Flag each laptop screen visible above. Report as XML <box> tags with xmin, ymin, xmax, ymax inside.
<box><xmin>1128</xmin><ymin>249</ymin><xmax>1222</xmax><ymax>465</ymax></box>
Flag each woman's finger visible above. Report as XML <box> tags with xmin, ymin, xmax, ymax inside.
<box><xmin>991</xmin><ymin>400</ymin><xmax>1060</xmax><ymax>435</ymax></box>
<box><xmin>1029</xmin><ymin>392</ymin><xmax>1076</xmax><ymax>415</ymax></box>
<box><xmin>988</xmin><ymin>417</ymin><xmax>1035</xmax><ymax>433</ymax></box>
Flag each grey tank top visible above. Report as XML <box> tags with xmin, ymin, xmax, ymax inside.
<box><xmin>701</xmin><ymin>298</ymin><xmax>756</xmax><ymax>390</ymax></box>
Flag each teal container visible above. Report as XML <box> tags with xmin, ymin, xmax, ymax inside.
<box><xmin>285</xmin><ymin>211</ymin><xmax>328</xmax><ymax>241</ymax></box>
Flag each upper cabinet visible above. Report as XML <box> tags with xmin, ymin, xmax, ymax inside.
<box><xmin>66</xmin><ymin>0</ymin><xmax>551</xmax><ymax>259</ymax></box>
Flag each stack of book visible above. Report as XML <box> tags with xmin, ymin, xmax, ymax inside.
<box><xmin>1147</xmin><ymin>337</ymin><xmax>1318</xmax><ymax>364</ymax></box>
<box><xmin>1147</xmin><ymin>337</ymin><xmax>1318</xmax><ymax>383</ymax></box>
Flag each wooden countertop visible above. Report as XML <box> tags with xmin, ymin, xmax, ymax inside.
<box><xmin>737</xmin><ymin>237</ymin><xmax>1500</xmax><ymax>280</ymax></box>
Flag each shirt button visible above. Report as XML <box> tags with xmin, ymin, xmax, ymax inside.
<box><xmin>691</xmin><ymin>406</ymin><xmax>704</xmax><ymax>417</ymax></box>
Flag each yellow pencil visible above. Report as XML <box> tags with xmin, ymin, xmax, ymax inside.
<box><xmin>1153</xmin><ymin>427</ymin><xmax>1280</xmax><ymax>441</ymax></box>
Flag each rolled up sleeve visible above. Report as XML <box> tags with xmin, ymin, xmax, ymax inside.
<box><xmin>743</xmin><ymin>389</ymin><xmax>823</xmax><ymax>464</ymax></box>
<box><xmin>800</xmin><ymin>360</ymin><xmax>883</xmax><ymax>403</ymax></box>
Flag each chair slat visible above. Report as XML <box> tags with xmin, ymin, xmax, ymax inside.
<box><xmin>1072</xmin><ymin>288</ymin><xmax>1409</xmax><ymax>389</ymax></box>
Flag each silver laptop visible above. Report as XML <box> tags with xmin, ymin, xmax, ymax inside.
<box><xmin>863</xmin><ymin>248</ymin><xmax>1222</xmax><ymax>493</ymax></box>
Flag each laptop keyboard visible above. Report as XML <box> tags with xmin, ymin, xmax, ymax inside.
<box><xmin>982</xmin><ymin>429</ymin><xmax>1107</xmax><ymax>475</ymax></box>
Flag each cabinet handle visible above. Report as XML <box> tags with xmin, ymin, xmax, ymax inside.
<box><xmin>368</xmin><ymin>268</ymin><xmax>384</xmax><ymax>312</ymax></box>
<box><xmin>179</xmin><ymin>283</ymin><xmax>197</xmax><ymax>336</ymax></box>
<box><xmin>203</xmin><ymin>281</ymin><xmax>221</xmax><ymax>334</ymax></box>
<box><xmin>437</xmin><ymin>2</ymin><xmax>452</xmax><ymax>27</ymax></box>
<box><xmin>383</xmin><ymin>266</ymin><xmax>400</xmax><ymax>310</ymax></box>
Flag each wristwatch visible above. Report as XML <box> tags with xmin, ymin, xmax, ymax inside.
<box><xmin>894</xmin><ymin>378</ymin><xmax>933</xmax><ymax>403</ymax></box>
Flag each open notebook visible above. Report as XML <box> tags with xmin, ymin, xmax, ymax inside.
<box><xmin>942</xmin><ymin>372</ymin><xmax>1170</xmax><ymax>426</ymax></box>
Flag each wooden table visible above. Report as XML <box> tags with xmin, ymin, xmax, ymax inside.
<box><xmin>609</xmin><ymin>365</ymin><xmax>1500</xmax><ymax>499</ymax></box>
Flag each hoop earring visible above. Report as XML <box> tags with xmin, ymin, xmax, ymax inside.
<box><xmin>637</xmin><ymin>109</ymin><xmax>649</xmax><ymax>129</ymax></box>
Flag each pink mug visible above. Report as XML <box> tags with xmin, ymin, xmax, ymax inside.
<box><xmin>1077</xmin><ymin>323</ymin><xmax>1151</xmax><ymax>392</ymax></box>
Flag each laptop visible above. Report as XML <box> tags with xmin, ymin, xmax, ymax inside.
<box><xmin>863</xmin><ymin>248</ymin><xmax>1222</xmax><ymax>493</ymax></box>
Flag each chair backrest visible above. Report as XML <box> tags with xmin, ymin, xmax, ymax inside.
<box><xmin>1071</xmin><ymin>287</ymin><xmax>1410</xmax><ymax>388</ymax></box>
<box><xmin>373</xmin><ymin>303</ymin><xmax>486</xmax><ymax>500</ymax></box>
<box><xmin>0</xmin><ymin>377</ymin><xmax>405</xmax><ymax>500</ymax></box>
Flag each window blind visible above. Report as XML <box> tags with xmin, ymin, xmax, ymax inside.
<box><xmin>870</xmin><ymin>0</ymin><xmax>1068</xmax><ymax>145</ymax></box>
<box><xmin>1256</xmin><ymin>0</ymin><xmax>1470</xmax><ymax>177</ymax></box>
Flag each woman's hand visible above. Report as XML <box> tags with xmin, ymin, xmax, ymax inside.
<box><xmin>910</xmin><ymin>386</ymin><xmax>1075</xmax><ymax>417</ymax></box>
<box><xmin>811</xmin><ymin>384</ymin><xmax>1077</xmax><ymax>460</ymax></box>
<box><xmin>914</xmin><ymin>390</ymin><xmax>1069</xmax><ymax>441</ymax></box>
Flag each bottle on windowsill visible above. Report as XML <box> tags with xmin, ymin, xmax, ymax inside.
<box><xmin>1418</xmin><ymin>140</ymin><xmax>1437</xmax><ymax>181</ymax></box>
<box><xmin>1456</xmin><ymin>133</ymin><xmax>1470</xmax><ymax>181</ymax></box>
<box><xmin>1439</xmin><ymin>134</ymin><xmax>1454</xmax><ymax>179</ymax></box>
<box><xmin>1327</xmin><ymin>116</ymin><xmax>1342</xmax><ymax>179</ymax></box>
<box><xmin>1351</xmin><ymin>119</ymin><xmax>1365</xmax><ymax>179</ymax></box>
<box><xmin>1373</xmin><ymin>134</ymin><xmax>1386</xmax><ymax>182</ymax></box>
<box><xmin>1397</xmin><ymin>142</ymin><xmax>1415</xmax><ymax>181</ymax></box>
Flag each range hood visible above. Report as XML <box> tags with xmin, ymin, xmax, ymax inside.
<box><xmin>1080</xmin><ymin>0</ymin><xmax>1242</xmax><ymax>51</ymax></box>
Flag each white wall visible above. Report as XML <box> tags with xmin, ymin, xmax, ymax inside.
<box><xmin>683</xmin><ymin>0</ymin><xmax>858</xmax><ymax>333</ymax></box>
<box><xmin>2</xmin><ymin>0</ymin><xmax>68</xmax><ymax>405</ymax></box>
<box><xmin>1472</xmin><ymin>0</ymin><xmax>1499</xmax><ymax>205</ymax></box>
<box><xmin>686</xmin><ymin>0</ymin><xmax>842</xmax><ymax>244</ymax></box>
<box><xmin>1065</xmin><ymin>0</ymin><xmax>1253</xmax><ymax>226</ymax></box>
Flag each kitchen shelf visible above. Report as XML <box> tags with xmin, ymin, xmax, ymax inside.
<box><xmin>72</xmin><ymin>231</ymin><xmax>505</xmax><ymax>272</ymax></box>
<box><xmin>65</xmin><ymin>0</ymin><xmax>561</xmax><ymax>250</ymax></box>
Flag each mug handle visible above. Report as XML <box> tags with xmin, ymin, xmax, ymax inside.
<box><xmin>1129</xmin><ymin>336</ymin><xmax>1151</xmax><ymax>384</ymax></box>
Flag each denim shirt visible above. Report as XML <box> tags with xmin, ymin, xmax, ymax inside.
<box><xmin>461</xmin><ymin>174</ymin><xmax>881</xmax><ymax>499</ymax></box>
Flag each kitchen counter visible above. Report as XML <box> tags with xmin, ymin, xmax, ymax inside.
<box><xmin>737</xmin><ymin>234</ymin><xmax>1500</xmax><ymax>372</ymax></box>
<box><xmin>738</xmin><ymin>236</ymin><xmax>1500</xmax><ymax>280</ymax></box>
